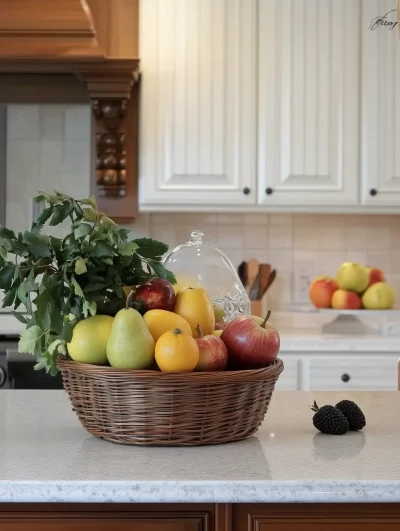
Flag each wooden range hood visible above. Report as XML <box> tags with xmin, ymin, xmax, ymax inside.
<box><xmin>0</xmin><ymin>0</ymin><xmax>140</xmax><ymax>222</ymax></box>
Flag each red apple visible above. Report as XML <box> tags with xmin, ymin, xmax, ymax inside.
<box><xmin>367</xmin><ymin>267</ymin><xmax>385</xmax><ymax>288</ymax></box>
<box><xmin>309</xmin><ymin>276</ymin><xmax>338</xmax><ymax>308</ymax></box>
<box><xmin>195</xmin><ymin>325</ymin><xmax>228</xmax><ymax>371</ymax></box>
<box><xmin>331</xmin><ymin>289</ymin><xmax>361</xmax><ymax>310</ymax></box>
<box><xmin>221</xmin><ymin>311</ymin><xmax>280</xmax><ymax>369</ymax></box>
<box><xmin>134</xmin><ymin>278</ymin><xmax>175</xmax><ymax>312</ymax></box>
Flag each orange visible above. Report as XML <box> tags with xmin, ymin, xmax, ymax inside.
<box><xmin>155</xmin><ymin>328</ymin><xmax>199</xmax><ymax>372</ymax></box>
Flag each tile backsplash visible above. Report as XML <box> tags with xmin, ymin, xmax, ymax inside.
<box><xmin>129</xmin><ymin>213</ymin><xmax>400</xmax><ymax>311</ymax></box>
<box><xmin>4</xmin><ymin>104</ymin><xmax>400</xmax><ymax>311</ymax></box>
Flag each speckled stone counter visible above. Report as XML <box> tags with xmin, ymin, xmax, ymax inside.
<box><xmin>0</xmin><ymin>390</ymin><xmax>399</xmax><ymax>503</ymax></box>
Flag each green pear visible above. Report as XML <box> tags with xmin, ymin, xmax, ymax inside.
<box><xmin>106</xmin><ymin>307</ymin><xmax>155</xmax><ymax>369</ymax></box>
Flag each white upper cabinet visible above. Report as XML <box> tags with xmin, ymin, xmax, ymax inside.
<box><xmin>361</xmin><ymin>0</ymin><xmax>400</xmax><ymax>206</ymax></box>
<box><xmin>139</xmin><ymin>0</ymin><xmax>257</xmax><ymax>208</ymax></box>
<box><xmin>257</xmin><ymin>0</ymin><xmax>360</xmax><ymax>207</ymax></box>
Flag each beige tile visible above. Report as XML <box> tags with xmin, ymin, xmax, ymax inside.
<box><xmin>267</xmin><ymin>214</ymin><xmax>291</xmax><ymax>226</ymax></box>
<box><xmin>390</xmin><ymin>253</ymin><xmax>400</xmax><ymax>275</ymax></box>
<box><xmin>316</xmin><ymin>251</ymin><xmax>345</xmax><ymax>277</ymax></box>
<box><xmin>243</xmin><ymin>224</ymin><xmax>268</xmax><ymax>249</ymax></box>
<box><xmin>40</xmin><ymin>105</ymin><xmax>65</xmax><ymax>140</ymax></box>
<box><xmin>7</xmin><ymin>105</ymin><xmax>40</xmax><ymax>140</ymax></box>
<box><xmin>150</xmin><ymin>224</ymin><xmax>176</xmax><ymax>247</ymax></box>
<box><xmin>268</xmin><ymin>226</ymin><xmax>292</xmax><ymax>249</ymax></box>
<box><xmin>317</xmin><ymin>225</ymin><xmax>344</xmax><ymax>250</ymax></box>
<box><xmin>267</xmin><ymin>250</ymin><xmax>293</xmax><ymax>273</ymax></box>
<box><xmin>366</xmin><ymin>227</ymin><xmax>391</xmax><ymax>250</ymax></box>
<box><xmin>217</xmin><ymin>224</ymin><xmax>244</xmax><ymax>248</ymax></box>
<box><xmin>292</xmin><ymin>214</ymin><xmax>344</xmax><ymax>226</ymax></box>
<box><xmin>123</xmin><ymin>213</ymin><xmax>150</xmax><ymax>239</ymax></box>
<box><xmin>217</xmin><ymin>213</ymin><xmax>244</xmax><ymax>224</ymax></box>
<box><xmin>242</xmin><ymin>248</ymin><xmax>269</xmax><ymax>263</ymax></box>
<box><xmin>345</xmin><ymin>251</ymin><xmax>367</xmax><ymax>266</ymax></box>
<box><xmin>391</xmin><ymin>226</ymin><xmax>400</xmax><ymax>248</ymax></box>
<box><xmin>244</xmin><ymin>214</ymin><xmax>268</xmax><ymax>225</ymax></box>
<box><xmin>264</xmin><ymin>272</ymin><xmax>292</xmax><ymax>311</ymax></box>
<box><xmin>366</xmin><ymin>252</ymin><xmax>392</xmax><ymax>273</ymax></box>
<box><xmin>344</xmin><ymin>226</ymin><xmax>368</xmax><ymax>250</ymax></box>
<box><xmin>293</xmin><ymin>226</ymin><xmax>318</xmax><ymax>250</ymax></box>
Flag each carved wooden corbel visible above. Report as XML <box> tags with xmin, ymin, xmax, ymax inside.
<box><xmin>77</xmin><ymin>60</ymin><xmax>140</xmax><ymax>220</ymax></box>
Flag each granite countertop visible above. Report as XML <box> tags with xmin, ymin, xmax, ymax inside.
<box><xmin>0</xmin><ymin>390</ymin><xmax>399</xmax><ymax>503</ymax></box>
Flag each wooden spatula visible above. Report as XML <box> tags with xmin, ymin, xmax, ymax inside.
<box><xmin>246</xmin><ymin>259</ymin><xmax>259</xmax><ymax>296</ymax></box>
<box><xmin>257</xmin><ymin>264</ymin><xmax>272</xmax><ymax>299</ymax></box>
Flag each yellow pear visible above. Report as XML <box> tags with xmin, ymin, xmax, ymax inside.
<box><xmin>173</xmin><ymin>286</ymin><xmax>215</xmax><ymax>336</ymax></box>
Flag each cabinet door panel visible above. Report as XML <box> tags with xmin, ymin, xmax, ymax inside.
<box><xmin>309</xmin><ymin>356</ymin><xmax>397</xmax><ymax>391</ymax></box>
<box><xmin>361</xmin><ymin>0</ymin><xmax>400</xmax><ymax>206</ymax></box>
<box><xmin>258</xmin><ymin>0</ymin><xmax>359</xmax><ymax>206</ymax></box>
<box><xmin>0</xmin><ymin>519</ymin><xmax>203</xmax><ymax>531</ymax></box>
<box><xmin>140</xmin><ymin>0</ymin><xmax>257</xmax><ymax>208</ymax></box>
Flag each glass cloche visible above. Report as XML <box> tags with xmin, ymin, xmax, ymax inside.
<box><xmin>163</xmin><ymin>230</ymin><xmax>251</xmax><ymax>322</ymax></box>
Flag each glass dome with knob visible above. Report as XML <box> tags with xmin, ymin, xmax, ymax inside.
<box><xmin>163</xmin><ymin>230</ymin><xmax>251</xmax><ymax>322</ymax></box>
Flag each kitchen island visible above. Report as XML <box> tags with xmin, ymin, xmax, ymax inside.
<box><xmin>0</xmin><ymin>390</ymin><xmax>400</xmax><ymax>529</ymax></box>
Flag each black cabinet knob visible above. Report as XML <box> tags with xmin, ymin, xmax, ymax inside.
<box><xmin>341</xmin><ymin>373</ymin><xmax>350</xmax><ymax>383</ymax></box>
<box><xmin>243</xmin><ymin>187</ymin><xmax>250</xmax><ymax>195</ymax></box>
<box><xmin>370</xmin><ymin>188</ymin><xmax>378</xmax><ymax>196</ymax></box>
<box><xmin>265</xmin><ymin>187</ymin><xmax>273</xmax><ymax>195</ymax></box>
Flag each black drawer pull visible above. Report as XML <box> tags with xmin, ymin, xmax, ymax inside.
<box><xmin>243</xmin><ymin>187</ymin><xmax>250</xmax><ymax>195</ymax></box>
<box><xmin>341</xmin><ymin>373</ymin><xmax>350</xmax><ymax>383</ymax></box>
<box><xmin>370</xmin><ymin>188</ymin><xmax>378</xmax><ymax>196</ymax></box>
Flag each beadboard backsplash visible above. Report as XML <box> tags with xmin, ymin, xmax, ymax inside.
<box><xmin>4</xmin><ymin>104</ymin><xmax>400</xmax><ymax>311</ymax></box>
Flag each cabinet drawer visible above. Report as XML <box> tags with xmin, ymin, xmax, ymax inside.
<box><xmin>310</xmin><ymin>357</ymin><xmax>398</xmax><ymax>391</ymax></box>
<box><xmin>275</xmin><ymin>357</ymin><xmax>298</xmax><ymax>390</ymax></box>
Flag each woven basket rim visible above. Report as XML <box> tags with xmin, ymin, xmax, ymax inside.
<box><xmin>57</xmin><ymin>356</ymin><xmax>283</xmax><ymax>382</ymax></box>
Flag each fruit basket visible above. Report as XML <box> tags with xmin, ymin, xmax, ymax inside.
<box><xmin>57</xmin><ymin>357</ymin><xmax>284</xmax><ymax>446</ymax></box>
<box><xmin>0</xmin><ymin>191</ymin><xmax>284</xmax><ymax>447</ymax></box>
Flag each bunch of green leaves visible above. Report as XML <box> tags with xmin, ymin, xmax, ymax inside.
<box><xmin>0</xmin><ymin>191</ymin><xmax>175</xmax><ymax>375</ymax></box>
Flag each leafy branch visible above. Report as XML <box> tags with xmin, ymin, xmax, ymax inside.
<box><xmin>0</xmin><ymin>191</ymin><xmax>175</xmax><ymax>375</ymax></box>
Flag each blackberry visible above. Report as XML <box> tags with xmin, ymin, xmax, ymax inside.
<box><xmin>335</xmin><ymin>400</ymin><xmax>366</xmax><ymax>431</ymax></box>
<box><xmin>310</xmin><ymin>401</ymin><xmax>349</xmax><ymax>435</ymax></box>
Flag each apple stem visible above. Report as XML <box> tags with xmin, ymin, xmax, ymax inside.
<box><xmin>261</xmin><ymin>310</ymin><xmax>272</xmax><ymax>328</ymax></box>
<box><xmin>196</xmin><ymin>324</ymin><xmax>204</xmax><ymax>338</ymax></box>
<box><xmin>126</xmin><ymin>289</ymin><xmax>136</xmax><ymax>309</ymax></box>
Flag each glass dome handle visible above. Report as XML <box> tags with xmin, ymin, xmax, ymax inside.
<box><xmin>190</xmin><ymin>230</ymin><xmax>204</xmax><ymax>244</ymax></box>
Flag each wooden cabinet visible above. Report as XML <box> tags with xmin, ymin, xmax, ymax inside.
<box><xmin>361</xmin><ymin>0</ymin><xmax>400</xmax><ymax>207</ymax></box>
<box><xmin>139</xmin><ymin>0</ymin><xmax>257</xmax><ymax>209</ymax></box>
<box><xmin>3</xmin><ymin>503</ymin><xmax>400</xmax><ymax>530</ymax></box>
<box><xmin>0</xmin><ymin>504</ymin><xmax>220</xmax><ymax>531</ymax></box>
<box><xmin>233</xmin><ymin>504</ymin><xmax>400</xmax><ymax>530</ymax></box>
<box><xmin>257</xmin><ymin>0</ymin><xmax>359</xmax><ymax>208</ymax></box>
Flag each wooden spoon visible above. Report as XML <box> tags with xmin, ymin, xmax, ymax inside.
<box><xmin>246</xmin><ymin>259</ymin><xmax>259</xmax><ymax>296</ymax></box>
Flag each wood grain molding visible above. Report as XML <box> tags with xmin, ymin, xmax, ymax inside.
<box><xmin>234</xmin><ymin>504</ymin><xmax>400</xmax><ymax>530</ymax></box>
<box><xmin>0</xmin><ymin>0</ymin><xmax>140</xmax><ymax>222</ymax></box>
<box><xmin>0</xmin><ymin>0</ymin><xmax>104</xmax><ymax>59</ymax></box>
<box><xmin>0</xmin><ymin>105</ymin><xmax>6</xmax><ymax>227</ymax></box>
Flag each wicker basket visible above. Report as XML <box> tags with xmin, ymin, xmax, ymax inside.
<box><xmin>57</xmin><ymin>357</ymin><xmax>284</xmax><ymax>446</ymax></box>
